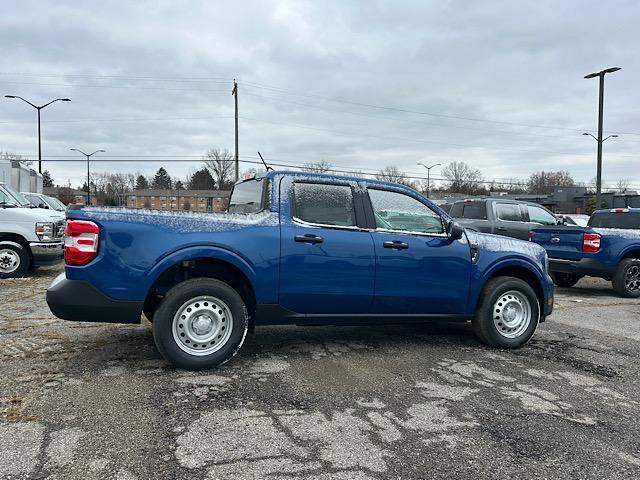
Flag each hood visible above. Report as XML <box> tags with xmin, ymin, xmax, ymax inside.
<box><xmin>0</xmin><ymin>205</ymin><xmax>62</xmax><ymax>223</ymax></box>
<box><xmin>465</xmin><ymin>230</ymin><xmax>547</xmax><ymax>267</ymax></box>
<box><xmin>30</xmin><ymin>207</ymin><xmax>65</xmax><ymax>221</ymax></box>
<box><xmin>75</xmin><ymin>207</ymin><xmax>278</xmax><ymax>233</ymax></box>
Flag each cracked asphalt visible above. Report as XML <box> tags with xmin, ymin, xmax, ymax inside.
<box><xmin>1</xmin><ymin>265</ymin><xmax>640</xmax><ymax>479</ymax></box>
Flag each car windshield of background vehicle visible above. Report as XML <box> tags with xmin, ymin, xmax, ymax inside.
<box><xmin>293</xmin><ymin>183</ymin><xmax>356</xmax><ymax>227</ymax></box>
<box><xmin>450</xmin><ymin>201</ymin><xmax>487</xmax><ymax>219</ymax></box>
<box><xmin>589</xmin><ymin>212</ymin><xmax>640</xmax><ymax>229</ymax></box>
<box><xmin>0</xmin><ymin>186</ymin><xmax>19</xmax><ymax>206</ymax></box>
<box><xmin>1</xmin><ymin>184</ymin><xmax>31</xmax><ymax>207</ymax></box>
<box><xmin>495</xmin><ymin>203</ymin><xmax>522</xmax><ymax>221</ymax></box>
<box><xmin>368</xmin><ymin>188</ymin><xmax>444</xmax><ymax>234</ymax></box>
<box><xmin>527</xmin><ymin>205</ymin><xmax>556</xmax><ymax>225</ymax></box>
<box><xmin>228</xmin><ymin>179</ymin><xmax>265</xmax><ymax>214</ymax></box>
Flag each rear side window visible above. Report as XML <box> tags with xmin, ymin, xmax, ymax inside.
<box><xmin>293</xmin><ymin>183</ymin><xmax>356</xmax><ymax>227</ymax></box>
<box><xmin>450</xmin><ymin>201</ymin><xmax>487</xmax><ymax>220</ymax></box>
<box><xmin>527</xmin><ymin>205</ymin><xmax>556</xmax><ymax>225</ymax></box>
<box><xmin>228</xmin><ymin>179</ymin><xmax>266</xmax><ymax>214</ymax></box>
<box><xmin>589</xmin><ymin>212</ymin><xmax>640</xmax><ymax>229</ymax></box>
<box><xmin>495</xmin><ymin>203</ymin><xmax>523</xmax><ymax>222</ymax></box>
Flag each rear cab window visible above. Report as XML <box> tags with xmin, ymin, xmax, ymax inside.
<box><xmin>292</xmin><ymin>183</ymin><xmax>356</xmax><ymax>227</ymax></box>
<box><xmin>450</xmin><ymin>201</ymin><xmax>487</xmax><ymax>220</ymax></box>
<box><xmin>589</xmin><ymin>211</ymin><xmax>640</xmax><ymax>229</ymax></box>
<box><xmin>228</xmin><ymin>178</ymin><xmax>269</xmax><ymax>214</ymax></box>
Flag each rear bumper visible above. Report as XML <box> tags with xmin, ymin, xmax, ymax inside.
<box><xmin>46</xmin><ymin>273</ymin><xmax>142</xmax><ymax>324</ymax></box>
<box><xmin>549</xmin><ymin>257</ymin><xmax>615</xmax><ymax>277</ymax></box>
<box><xmin>30</xmin><ymin>241</ymin><xmax>64</xmax><ymax>267</ymax></box>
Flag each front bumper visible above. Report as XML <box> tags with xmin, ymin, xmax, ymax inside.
<box><xmin>30</xmin><ymin>241</ymin><xmax>64</xmax><ymax>267</ymax></box>
<box><xmin>548</xmin><ymin>257</ymin><xmax>615</xmax><ymax>278</ymax></box>
<box><xmin>46</xmin><ymin>274</ymin><xmax>143</xmax><ymax>324</ymax></box>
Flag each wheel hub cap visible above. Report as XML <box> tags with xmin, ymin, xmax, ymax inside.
<box><xmin>492</xmin><ymin>290</ymin><xmax>532</xmax><ymax>339</ymax></box>
<box><xmin>172</xmin><ymin>296</ymin><xmax>234</xmax><ymax>356</ymax></box>
<box><xmin>625</xmin><ymin>265</ymin><xmax>640</xmax><ymax>292</ymax></box>
<box><xmin>0</xmin><ymin>249</ymin><xmax>19</xmax><ymax>273</ymax></box>
<box><xmin>192</xmin><ymin>314</ymin><xmax>214</xmax><ymax>335</ymax></box>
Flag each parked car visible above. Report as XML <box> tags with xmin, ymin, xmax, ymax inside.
<box><xmin>560</xmin><ymin>214</ymin><xmax>590</xmax><ymax>227</ymax></box>
<box><xmin>0</xmin><ymin>183</ymin><xmax>65</xmax><ymax>278</ymax></box>
<box><xmin>21</xmin><ymin>192</ymin><xmax>66</xmax><ymax>211</ymax></box>
<box><xmin>530</xmin><ymin>208</ymin><xmax>640</xmax><ymax>297</ymax></box>
<box><xmin>450</xmin><ymin>198</ymin><xmax>558</xmax><ymax>241</ymax></box>
<box><xmin>47</xmin><ymin>171</ymin><xmax>554</xmax><ymax>369</ymax></box>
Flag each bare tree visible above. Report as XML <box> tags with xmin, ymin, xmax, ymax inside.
<box><xmin>616</xmin><ymin>178</ymin><xmax>631</xmax><ymax>194</ymax></box>
<box><xmin>301</xmin><ymin>160</ymin><xmax>332</xmax><ymax>173</ymax></box>
<box><xmin>526</xmin><ymin>170</ymin><xmax>574</xmax><ymax>194</ymax></box>
<box><xmin>204</xmin><ymin>148</ymin><xmax>235</xmax><ymax>190</ymax></box>
<box><xmin>491</xmin><ymin>177</ymin><xmax>526</xmax><ymax>194</ymax></box>
<box><xmin>441</xmin><ymin>161</ymin><xmax>484</xmax><ymax>194</ymax></box>
<box><xmin>1</xmin><ymin>151</ymin><xmax>33</xmax><ymax>167</ymax></box>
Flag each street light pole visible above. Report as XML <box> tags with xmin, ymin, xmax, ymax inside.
<box><xmin>70</xmin><ymin>149</ymin><xmax>106</xmax><ymax>205</ymax></box>
<box><xmin>584</xmin><ymin>67</ymin><xmax>621</xmax><ymax>208</ymax></box>
<box><xmin>417</xmin><ymin>162</ymin><xmax>442</xmax><ymax>198</ymax></box>
<box><xmin>4</xmin><ymin>95</ymin><xmax>71</xmax><ymax>173</ymax></box>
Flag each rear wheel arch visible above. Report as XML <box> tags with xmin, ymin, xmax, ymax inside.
<box><xmin>143</xmin><ymin>257</ymin><xmax>257</xmax><ymax>324</ymax></box>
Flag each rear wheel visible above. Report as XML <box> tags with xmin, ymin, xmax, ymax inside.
<box><xmin>0</xmin><ymin>243</ymin><xmax>30</xmax><ymax>279</ymax></box>
<box><xmin>550</xmin><ymin>272</ymin><xmax>582</xmax><ymax>288</ymax></box>
<box><xmin>153</xmin><ymin>278</ymin><xmax>248</xmax><ymax>370</ymax></box>
<box><xmin>473</xmin><ymin>277</ymin><xmax>540</xmax><ymax>348</ymax></box>
<box><xmin>612</xmin><ymin>258</ymin><xmax>640</xmax><ymax>298</ymax></box>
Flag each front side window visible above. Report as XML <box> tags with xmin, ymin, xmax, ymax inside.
<box><xmin>293</xmin><ymin>183</ymin><xmax>356</xmax><ymax>227</ymax></box>
<box><xmin>527</xmin><ymin>205</ymin><xmax>556</xmax><ymax>225</ymax></box>
<box><xmin>368</xmin><ymin>188</ymin><xmax>444</xmax><ymax>234</ymax></box>
<box><xmin>495</xmin><ymin>203</ymin><xmax>522</xmax><ymax>222</ymax></box>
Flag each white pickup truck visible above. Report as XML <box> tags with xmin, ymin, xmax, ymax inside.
<box><xmin>0</xmin><ymin>182</ymin><xmax>64</xmax><ymax>278</ymax></box>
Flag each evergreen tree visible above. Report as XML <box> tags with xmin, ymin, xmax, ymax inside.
<box><xmin>151</xmin><ymin>167</ymin><xmax>172</xmax><ymax>189</ymax></box>
<box><xmin>188</xmin><ymin>168</ymin><xmax>216</xmax><ymax>190</ymax></box>
<box><xmin>174</xmin><ymin>180</ymin><xmax>184</xmax><ymax>191</ymax></box>
<box><xmin>135</xmin><ymin>174</ymin><xmax>149</xmax><ymax>190</ymax></box>
<box><xmin>42</xmin><ymin>170</ymin><xmax>54</xmax><ymax>187</ymax></box>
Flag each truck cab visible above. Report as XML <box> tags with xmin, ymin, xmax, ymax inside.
<box><xmin>0</xmin><ymin>182</ymin><xmax>64</xmax><ymax>278</ymax></box>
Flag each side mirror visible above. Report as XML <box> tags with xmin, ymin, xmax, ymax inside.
<box><xmin>448</xmin><ymin>220</ymin><xmax>464</xmax><ymax>240</ymax></box>
<box><xmin>39</xmin><ymin>203</ymin><xmax>48</xmax><ymax>209</ymax></box>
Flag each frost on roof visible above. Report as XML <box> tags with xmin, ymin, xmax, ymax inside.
<box><xmin>466</xmin><ymin>230</ymin><xmax>546</xmax><ymax>262</ymax></box>
<box><xmin>592</xmin><ymin>228</ymin><xmax>640</xmax><ymax>240</ymax></box>
<box><xmin>83</xmin><ymin>207</ymin><xmax>278</xmax><ymax>233</ymax></box>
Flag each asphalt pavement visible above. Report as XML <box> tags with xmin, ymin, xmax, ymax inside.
<box><xmin>1</xmin><ymin>265</ymin><xmax>640</xmax><ymax>479</ymax></box>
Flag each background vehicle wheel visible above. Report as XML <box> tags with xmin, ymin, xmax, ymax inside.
<box><xmin>612</xmin><ymin>258</ymin><xmax>640</xmax><ymax>298</ymax></box>
<box><xmin>152</xmin><ymin>278</ymin><xmax>248</xmax><ymax>370</ymax></box>
<box><xmin>0</xmin><ymin>243</ymin><xmax>30</xmax><ymax>279</ymax></box>
<box><xmin>473</xmin><ymin>276</ymin><xmax>540</xmax><ymax>348</ymax></box>
<box><xmin>550</xmin><ymin>272</ymin><xmax>582</xmax><ymax>288</ymax></box>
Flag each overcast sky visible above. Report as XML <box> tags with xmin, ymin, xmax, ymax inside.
<box><xmin>1</xmin><ymin>0</ymin><xmax>638</xmax><ymax>189</ymax></box>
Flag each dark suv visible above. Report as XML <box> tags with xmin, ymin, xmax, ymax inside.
<box><xmin>450</xmin><ymin>198</ymin><xmax>558</xmax><ymax>241</ymax></box>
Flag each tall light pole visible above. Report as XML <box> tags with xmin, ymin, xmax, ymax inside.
<box><xmin>4</xmin><ymin>95</ymin><xmax>71</xmax><ymax>173</ymax></box>
<box><xmin>232</xmin><ymin>79</ymin><xmax>239</xmax><ymax>182</ymax></box>
<box><xmin>417</xmin><ymin>162</ymin><xmax>442</xmax><ymax>198</ymax></box>
<box><xmin>584</xmin><ymin>67</ymin><xmax>621</xmax><ymax>208</ymax></box>
<box><xmin>70</xmin><ymin>149</ymin><xmax>105</xmax><ymax>205</ymax></box>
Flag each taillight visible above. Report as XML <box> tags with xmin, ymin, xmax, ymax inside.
<box><xmin>528</xmin><ymin>231</ymin><xmax>533</xmax><ymax>242</ymax></box>
<box><xmin>64</xmin><ymin>220</ymin><xmax>100</xmax><ymax>266</ymax></box>
<box><xmin>582</xmin><ymin>233</ymin><xmax>601</xmax><ymax>253</ymax></box>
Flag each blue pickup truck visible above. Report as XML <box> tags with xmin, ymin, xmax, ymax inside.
<box><xmin>530</xmin><ymin>208</ymin><xmax>640</xmax><ymax>297</ymax></box>
<box><xmin>47</xmin><ymin>171</ymin><xmax>554</xmax><ymax>369</ymax></box>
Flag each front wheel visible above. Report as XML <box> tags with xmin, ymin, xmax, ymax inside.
<box><xmin>0</xmin><ymin>243</ymin><xmax>30</xmax><ymax>279</ymax></box>
<box><xmin>153</xmin><ymin>278</ymin><xmax>249</xmax><ymax>370</ymax></box>
<box><xmin>473</xmin><ymin>276</ymin><xmax>540</xmax><ymax>348</ymax></box>
<box><xmin>612</xmin><ymin>258</ymin><xmax>640</xmax><ymax>298</ymax></box>
<box><xmin>550</xmin><ymin>272</ymin><xmax>582</xmax><ymax>288</ymax></box>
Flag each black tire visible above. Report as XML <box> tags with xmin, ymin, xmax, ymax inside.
<box><xmin>153</xmin><ymin>278</ymin><xmax>248</xmax><ymax>370</ymax></box>
<box><xmin>550</xmin><ymin>272</ymin><xmax>582</xmax><ymax>288</ymax></box>
<box><xmin>472</xmin><ymin>276</ymin><xmax>540</xmax><ymax>348</ymax></box>
<box><xmin>612</xmin><ymin>258</ymin><xmax>640</xmax><ymax>298</ymax></box>
<box><xmin>0</xmin><ymin>243</ymin><xmax>30</xmax><ymax>279</ymax></box>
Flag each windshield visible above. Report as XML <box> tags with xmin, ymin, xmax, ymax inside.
<box><xmin>42</xmin><ymin>195</ymin><xmax>62</xmax><ymax>210</ymax></box>
<box><xmin>1</xmin><ymin>184</ymin><xmax>30</xmax><ymax>207</ymax></box>
<box><xmin>49</xmin><ymin>197</ymin><xmax>66</xmax><ymax>210</ymax></box>
<box><xmin>228</xmin><ymin>178</ymin><xmax>266</xmax><ymax>214</ymax></box>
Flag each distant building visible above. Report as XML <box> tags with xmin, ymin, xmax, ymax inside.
<box><xmin>44</xmin><ymin>186</ymin><xmax>97</xmax><ymax>206</ymax></box>
<box><xmin>126</xmin><ymin>189</ymin><xmax>230</xmax><ymax>212</ymax></box>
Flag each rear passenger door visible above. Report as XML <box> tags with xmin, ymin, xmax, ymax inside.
<box><xmin>278</xmin><ymin>178</ymin><xmax>376</xmax><ymax>314</ymax></box>
<box><xmin>493</xmin><ymin>202</ymin><xmax>530</xmax><ymax>240</ymax></box>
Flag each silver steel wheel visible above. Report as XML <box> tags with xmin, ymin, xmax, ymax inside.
<box><xmin>171</xmin><ymin>296</ymin><xmax>233</xmax><ymax>356</ymax></box>
<box><xmin>492</xmin><ymin>290</ymin><xmax>532</xmax><ymax>339</ymax></box>
<box><xmin>0</xmin><ymin>248</ymin><xmax>20</xmax><ymax>274</ymax></box>
<box><xmin>625</xmin><ymin>265</ymin><xmax>640</xmax><ymax>292</ymax></box>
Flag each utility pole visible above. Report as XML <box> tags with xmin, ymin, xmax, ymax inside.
<box><xmin>232</xmin><ymin>79</ymin><xmax>239</xmax><ymax>182</ymax></box>
<box><xmin>584</xmin><ymin>67</ymin><xmax>621</xmax><ymax>208</ymax></box>
<box><xmin>417</xmin><ymin>162</ymin><xmax>443</xmax><ymax>198</ymax></box>
<box><xmin>70</xmin><ymin>148</ymin><xmax>105</xmax><ymax>206</ymax></box>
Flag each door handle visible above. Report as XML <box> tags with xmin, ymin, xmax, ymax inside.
<box><xmin>383</xmin><ymin>240</ymin><xmax>409</xmax><ymax>250</ymax></box>
<box><xmin>294</xmin><ymin>234</ymin><xmax>324</xmax><ymax>244</ymax></box>
<box><xmin>551</xmin><ymin>237</ymin><xmax>560</xmax><ymax>243</ymax></box>
<box><xmin>496</xmin><ymin>227</ymin><xmax>507</xmax><ymax>232</ymax></box>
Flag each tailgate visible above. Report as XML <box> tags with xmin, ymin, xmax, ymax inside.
<box><xmin>530</xmin><ymin>226</ymin><xmax>586</xmax><ymax>260</ymax></box>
